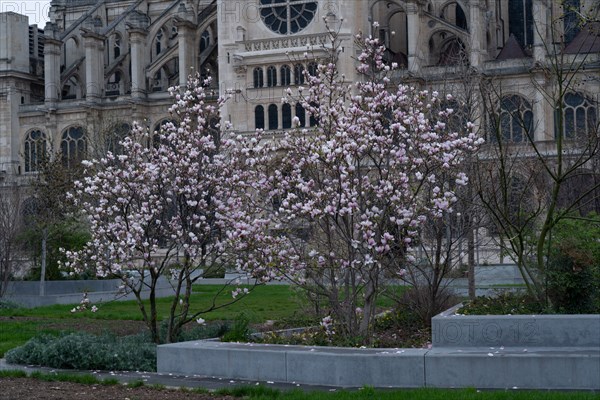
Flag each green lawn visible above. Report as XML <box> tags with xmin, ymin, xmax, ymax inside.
<box><xmin>0</xmin><ymin>285</ymin><xmax>302</xmax><ymax>322</ymax></box>
<box><xmin>217</xmin><ymin>386</ymin><xmax>600</xmax><ymax>400</ymax></box>
<box><xmin>0</xmin><ymin>284</ymin><xmax>406</xmax><ymax>357</ymax></box>
<box><xmin>0</xmin><ymin>285</ymin><xmax>305</xmax><ymax>356</ymax></box>
<box><xmin>0</xmin><ymin>320</ymin><xmax>62</xmax><ymax>357</ymax></box>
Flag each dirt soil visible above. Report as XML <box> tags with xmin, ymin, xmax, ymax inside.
<box><xmin>0</xmin><ymin>378</ymin><xmax>234</xmax><ymax>400</ymax></box>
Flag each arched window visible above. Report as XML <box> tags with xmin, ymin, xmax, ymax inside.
<box><xmin>267</xmin><ymin>65</ymin><xmax>277</xmax><ymax>87</ymax></box>
<box><xmin>107</xmin><ymin>123</ymin><xmax>131</xmax><ymax>155</ymax></box>
<box><xmin>200</xmin><ymin>30</ymin><xmax>210</xmax><ymax>53</ymax></box>
<box><xmin>563</xmin><ymin>0</ymin><xmax>581</xmax><ymax>44</ymax></box>
<box><xmin>268</xmin><ymin>104</ymin><xmax>278</xmax><ymax>130</ymax></box>
<box><xmin>440</xmin><ymin>2</ymin><xmax>468</xmax><ymax>30</ymax></box>
<box><xmin>155</xmin><ymin>28</ymin><xmax>165</xmax><ymax>56</ymax></box>
<box><xmin>508</xmin><ymin>0</ymin><xmax>533</xmax><ymax>48</ymax></box>
<box><xmin>62</xmin><ymin>76</ymin><xmax>82</xmax><ymax>100</ymax></box>
<box><xmin>253</xmin><ymin>67</ymin><xmax>264</xmax><ymax>88</ymax></box>
<box><xmin>560</xmin><ymin>92</ymin><xmax>597</xmax><ymax>139</ymax></box>
<box><xmin>295</xmin><ymin>103</ymin><xmax>306</xmax><ymax>127</ymax></box>
<box><xmin>255</xmin><ymin>105</ymin><xmax>265</xmax><ymax>130</ymax></box>
<box><xmin>106</xmin><ymin>71</ymin><xmax>122</xmax><ymax>96</ymax></box>
<box><xmin>499</xmin><ymin>95</ymin><xmax>533</xmax><ymax>143</ymax></box>
<box><xmin>113</xmin><ymin>33</ymin><xmax>121</xmax><ymax>59</ymax></box>
<box><xmin>557</xmin><ymin>171</ymin><xmax>600</xmax><ymax>215</ymax></box>
<box><xmin>280</xmin><ymin>65</ymin><xmax>291</xmax><ymax>86</ymax></box>
<box><xmin>24</xmin><ymin>130</ymin><xmax>47</xmax><ymax>173</ymax></box>
<box><xmin>309</xmin><ymin>102</ymin><xmax>318</xmax><ymax>127</ymax></box>
<box><xmin>61</xmin><ymin>126</ymin><xmax>86</xmax><ymax>167</ymax></box>
<box><xmin>153</xmin><ymin>119</ymin><xmax>178</xmax><ymax>148</ymax></box>
<box><xmin>282</xmin><ymin>103</ymin><xmax>292</xmax><ymax>129</ymax></box>
<box><xmin>438</xmin><ymin>37</ymin><xmax>467</xmax><ymax>66</ymax></box>
<box><xmin>307</xmin><ymin>62</ymin><xmax>318</xmax><ymax>77</ymax></box>
<box><xmin>294</xmin><ymin>64</ymin><xmax>305</xmax><ymax>85</ymax></box>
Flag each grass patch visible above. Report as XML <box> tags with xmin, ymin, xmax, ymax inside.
<box><xmin>1</xmin><ymin>372</ymin><xmax>597</xmax><ymax>399</ymax></box>
<box><xmin>0</xmin><ymin>370</ymin><xmax>119</xmax><ymax>386</ymax></box>
<box><xmin>0</xmin><ymin>320</ymin><xmax>62</xmax><ymax>357</ymax></box>
<box><xmin>0</xmin><ymin>370</ymin><xmax>28</xmax><ymax>378</ymax></box>
<box><xmin>210</xmin><ymin>386</ymin><xmax>600</xmax><ymax>400</ymax></box>
<box><xmin>0</xmin><ymin>285</ymin><xmax>302</xmax><ymax>322</ymax></box>
<box><xmin>0</xmin><ymin>285</ymin><xmax>303</xmax><ymax>356</ymax></box>
<box><xmin>29</xmin><ymin>371</ymin><xmax>104</xmax><ymax>385</ymax></box>
<box><xmin>127</xmin><ymin>379</ymin><xmax>145</xmax><ymax>388</ymax></box>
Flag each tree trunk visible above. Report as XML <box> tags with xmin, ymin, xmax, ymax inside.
<box><xmin>468</xmin><ymin>226</ymin><xmax>476</xmax><ymax>300</ymax></box>
<box><xmin>40</xmin><ymin>228</ymin><xmax>48</xmax><ymax>296</ymax></box>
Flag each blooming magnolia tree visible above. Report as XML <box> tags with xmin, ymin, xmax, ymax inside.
<box><xmin>254</xmin><ymin>29</ymin><xmax>483</xmax><ymax>340</ymax></box>
<box><xmin>65</xmin><ymin>76</ymin><xmax>273</xmax><ymax>343</ymax></box>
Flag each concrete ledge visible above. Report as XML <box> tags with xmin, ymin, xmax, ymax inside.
<box><xmin>4</xmin><ymin>277</ymin><xmax>173</xmax><ymax>308</ymax></box>
<box><xmin>425</xmin><ymin>347</ymin><xmax>600</xmax><ymax>390</ymax></box>
<box><xmin>157</xmin><ymin>339</ymin><xmax>600</xmax><ymax>389</ymax></box>
<box><xmin>158</xmin><ymin>306</ymin><xmax>600</xmax><ymax>389</ymax></box>
<box><xmin>157</xmin><ymin>341</ymin><xmax>426</xmax><ymax>388</ymax></box>
<box><xmin>432</xmin><ymin>304</ymin><xmax>600</xmax><ymax>348</ymax></box>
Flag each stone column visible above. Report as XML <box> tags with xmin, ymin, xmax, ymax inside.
<box><xmin>533</xmin><ymin>71</ymin><xmax>549</xmax><ymax>141</ymax></box>
<box><xmin>405</xmin><ymin>2</ymin><xmax>422</xmax><ymax>73</ymax></box>
<box><xmin>81</xmin><ymin>29</ymin><xmax>105</xmax><ymax>102</ymax></box>
<box><xmin>175</xmin><ymin>16</ymin><xmax>197</xmax><ymax>88</ymax></box>
<box><xmin>469</xmin><ymin>0</ymin><xmax>485</xmax><ymax>68</ymax></box>
<box><xmin>127</xmin><ymin>26</ymin><xmax>148</xmax><ymax>99</ymax></box>
<box><xmin>532</xmin><ymin>0</ymin><xmax>549</xmax><ymax>62</ymax></box>
<box><xmin>43</xmin><ymin>23</ymin><xmax>62</xmax><ymax>106</ymax></box>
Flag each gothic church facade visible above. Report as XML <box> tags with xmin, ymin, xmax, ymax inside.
<box><xmin>0</xmin><ymin>0</ymin><xmax>598</xmax><ymax>184</ymax></box>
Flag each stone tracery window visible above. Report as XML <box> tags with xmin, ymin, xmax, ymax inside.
<box><xmin>61</xmin><ymin>126</ymin><xmax>86</xmax><ymax>167</ymax></box>
<box><xmin>259</xmin><ymin>0</ymin><xmax>318</xmax><ymax>35</ymax></box>
<box><xmin>155</xmin><ymin>28</ymin><xmax>165</xmax><ymax>56</ymax></box>
<box><xmin>113</xmin><ymin>33</ymin><xmax>121</xmax><ymax>60</ymax></box>
<box><xmin>560</xmin><ymin>92</ymin><xmax>597</xmax><ymax>139</ymax></box>
<box><xmin>24</xmin><ymin>129</ymin><xmax>47</xmax><ymax>173</ymax></box>
<box><xmin>508</xmin><ymin>0</ymin><xmax>533</xmax><ymax>48</ymax></box>
<box><xmin>499</xmin><ymin>95</ymin><xmax>533</xmax><ymax>143</ymax></box>
<box><xmin>563</xmin><ymin>0</ymin><xmax>581</xmax><ymax>44</ymax></box>
<box><xmin>200</xmin><ymin>30</ymin><xmax>210</xmax><ymax>53</ymax></box>
<box><xmin>107</xmin><ymin>123</ymin><xmax>131</xmax><ymax>155</ymax></box>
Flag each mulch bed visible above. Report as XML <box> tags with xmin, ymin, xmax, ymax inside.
<box><xmin>0</xmin><ymin>378</ymin><xmax>234</xmax><ymax>400</ymax></box>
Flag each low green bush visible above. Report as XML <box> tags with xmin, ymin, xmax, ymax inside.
<box><xmin>221</xmin><ymin>312</ymin><xmax>251</xmax><ymax>342</ymax></box>
<box><xmin>546</xmin><ymin>215</ymin><xmax>600</xmax><ymax>314</ymax></box>
<box><xmin>5</xmin><ymin>332</ymin><xmax>156</xmax><ymax>372</ymax></box>
<box><xmin>5</xmin><ymin>320</ymin><xmax>233</xmax><ymax>372</ymax></box>
<box><xmin>159</xmin><ymin>320</ymin><xmax>230</xmax><ymax>342</ymax></box>
<box><xmin>0</xmin><ymin>299</ymin><xmax>20</xmax><ymax>310</ymax></box>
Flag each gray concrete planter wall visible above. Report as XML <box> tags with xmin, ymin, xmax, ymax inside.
<box><xmin>3</xmin><ymin>277</ymin><xmax>173</xmax><ymax>308</ymax></box>
<box><xmin>432</xmin><ymin>304</ymin><xmax>600</xmax><ymax>348</ymax></box>
<box><xmin>157</xmin><ymin>305</ymin><xmax>600</xmax><ymax>390</ymax></box>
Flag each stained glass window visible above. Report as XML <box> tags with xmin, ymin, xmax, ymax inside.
<box><xmin>24</xmin><ymin>130</ymin><xmax>46</xmax><ymax>172</ymax></box>
<box><xmin>259</xmin><ymin>0</ymin><xmax>318</xmax><ymax>35</ymax></box>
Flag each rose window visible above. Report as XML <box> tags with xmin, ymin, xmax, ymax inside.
<box><xmin>259</xmin><ymin>0</ymin><xmax>318</xmax><ymax>35</ymax></box>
